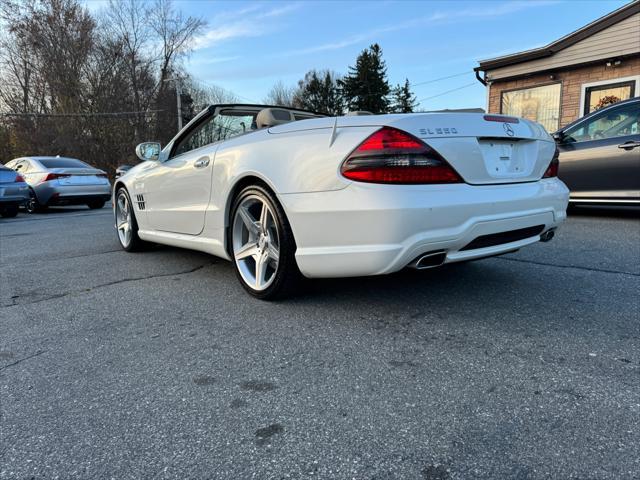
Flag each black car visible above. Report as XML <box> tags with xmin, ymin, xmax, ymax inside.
<box><xmin>554</xmin><ymin>97</ymin><xmax>639</xmax><ymax>205</ymax></box>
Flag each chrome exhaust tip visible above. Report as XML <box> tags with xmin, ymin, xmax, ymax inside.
<box><xmin>410</xmin><ymin>250</ymin><xmax>447</xmax><ymax>270</ymax></box>
<box><xmin>540</xmin><ymin>228</ymin><xmax>556</xmax><ymax>242</ymax></box>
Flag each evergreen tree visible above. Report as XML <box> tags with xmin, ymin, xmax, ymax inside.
<box><xmin>391</xmin><ymin>78</ymin><xmax>417</xmax><ymax>113</ymax></box>
<box><xmin>338</xmin><ymin>43</ymin><xmax>390</xmax><ymax>113</ymax></box>
<box><xmin>294</xmin><ymin>70</ymin><xmax>343</xmax><ymax>115</ymax></box>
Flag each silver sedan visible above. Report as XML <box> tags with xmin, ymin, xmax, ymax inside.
<box><xmin>0</xmin><ymin>164</ymin><xmax>30</xmax><ymax>217</ymax></box>
<box><xmin>4</xmin><ymin>156</ymin><xmax>111</xmax><ymax>213</ymax></box>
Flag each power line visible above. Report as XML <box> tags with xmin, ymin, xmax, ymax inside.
<box><xmin>0</xmin><ymin>110</ymin><xmax>164</xmax><ymax>118</ymax></box>
<box><xmin>412</xmin><ymin>71</ymin><xmax>473</xmax><ymax>87</ymax></box>
<box><xmin>417</xmin><ymin>82</ymin><xmax>478</xmax><ymax>103</ymax></box>
<box><xmin>187</xmin><ymin>76</ymin><xmax>259</xmax><ymax>104</ymax></box>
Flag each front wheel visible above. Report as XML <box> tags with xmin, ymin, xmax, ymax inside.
<box><xmin>115</xmin><ymin>188</ymin><xmax>148</xmax><ymax>252</ymax></box>
<box><xmin>230</xmin><ymin>185</ymin><xmax>302</xmax><ymax>300</ymax></box>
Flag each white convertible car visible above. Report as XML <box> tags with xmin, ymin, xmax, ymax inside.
<box><xmin>114</xmin><ymin>104</ymin><xmax>569</xmax><ymax>299</ymax></box>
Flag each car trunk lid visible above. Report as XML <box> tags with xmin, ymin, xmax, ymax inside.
<box><xmin>49</xmin><ymin>168</ymin><xmax>109</xmax><ymax>185</ymax></box>
<box><xmin>383</xmin><ymin>113</ymin><xmax>556</xmax><ymax>185</ymax></box>
<box><xmin>0</xmin><ymin>168</ymin><xmax>19</xmax><ymax>184</ymax></box>
<box><xmin>268</xmin><ymin>112</ymin><xmax>556</xmax><ymax>185</ymax></box>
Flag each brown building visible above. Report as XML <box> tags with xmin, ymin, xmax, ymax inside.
<box><xmin>475</xmin><ymin>1</ymin><xmax>640</xmax><ymax>133</ymax></box>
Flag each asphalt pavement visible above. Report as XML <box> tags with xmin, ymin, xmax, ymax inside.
<box><xmin>1</xmin><ymin>205</ymin><xmax>639</xmax><ymax>479</ymax></box>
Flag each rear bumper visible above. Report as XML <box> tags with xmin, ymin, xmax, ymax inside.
<box><xmin>0</xmin><ymin>183</ymin><xmax>30</xmax><ymax>206</ymax></box>
<box><xmin>34</xmin><ymin>183</ymin><xmax>112</xmax><ymax>205</ymax></box>
<box><xmin>280</xmin><ymin>178</ymin><xmax>569</xmax><ymax>278</ymax></box>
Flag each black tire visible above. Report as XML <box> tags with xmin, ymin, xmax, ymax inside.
<box><xmin>25</xmin><ymin>189</ymin><xmax>46</xmax><ymax>214</ymax></box>
<box><xmin>87</xmin><ymin>199</ymin><xmax>105</xmax><ymax>210</ymax></box>
<box><xmin>229</xmin><ymin>184</ymin><xmax>303</xmax><ymax>300</ymax></box>
<box><xmin>115</xmin><ymin>188</ymin><xmax>148</xmax><ymax>252</ymax></box>
<box><xmin>1</xmin><ymin>205</ymin><xmax>19</xmax><ymax>218</ymax></box>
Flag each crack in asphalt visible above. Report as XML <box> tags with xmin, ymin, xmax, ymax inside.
<box><xmin>1</xmin><ymin>263</ymin><xmax>215</xmax><ymax>307</ymax></box>
<box><xmin>496</xmin><ymin>256</ymin><xmax>640</xmax><ymax>277</ymax></box>
<box><xmin>0</xmin><ymin>350</ymin><xmax>47</xmax><ymax>372</ymax></box>
<box><xmin>4</xmin><ymin>248</ymin><xmax>124</xmax><ymax>268</ymax></box>
<box><xmin>0</xmin><ymin>210</ymin><xmax>112</xmax><ymax>224</ymax></box>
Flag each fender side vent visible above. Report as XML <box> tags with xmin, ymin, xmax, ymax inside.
<box><xmin>461</xmin><ymin>225</ymin><xmax>544</xmax><ymax>251</ymax></box>
<box><xmin>136</xmin><ymin>194</ymin><xmax>146</xmax><ymax>210</ymax></box>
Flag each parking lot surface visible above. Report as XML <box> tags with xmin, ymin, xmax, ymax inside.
<box><xmin>1</xmin><ymin>206</ymin><xmax>639</xmax><ymax>479</ymax></box>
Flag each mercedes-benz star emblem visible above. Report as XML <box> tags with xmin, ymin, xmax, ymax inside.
<box><xmin>503</xmin><ymin>123</ymin><xmax>515</xmax><ymax>136</ymax></box>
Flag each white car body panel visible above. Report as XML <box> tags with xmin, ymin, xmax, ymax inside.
<box><xmin>116</xmin><ymin>107</ymin><xmax>569</xmax><ymax>278</ymax></box>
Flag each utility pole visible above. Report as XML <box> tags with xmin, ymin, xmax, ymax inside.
<box><xmin>163</xmin><ymin>77</ymin><xmax>183</xmax><ymax>131</ymax></box>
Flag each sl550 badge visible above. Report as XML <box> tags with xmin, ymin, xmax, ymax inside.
<box><xmin>419</xmin><ymin>127</ymin><xmax>458</xmax><ymax>135</ymax></box>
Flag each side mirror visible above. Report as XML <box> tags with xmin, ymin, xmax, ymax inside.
<box><xmin>552</xmin><ymin>131</ymin><xmax>565</xmax><ymax>143</ymax></box>
<box><xmin>135</xmin><ymin>142</ymin><xmax>161</xmax><ymax>162</ymax></box>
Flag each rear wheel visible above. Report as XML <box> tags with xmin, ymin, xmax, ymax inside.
<box><xmin>115</xmin><ymin>188</ymin><xmax>147</xmax><ymax>252</ymax></box>
<box><xmin>1</xmin><ymin>205</ymin><xmax>18</xmax><ymax>218</ymax></box>
<box><xmin>88</xmin><ymin>199</ymin><xmax>105</xmax><ymax>210</ymax></box>
<box><xmin>25</xmin><ymin>189</ymin><xmax>46</xmax><ymax>214</ymax></box>
<box><xmin>230</xmin><ymin>185</ymin><xmax>302</xmax><ymax>300</ymax></box>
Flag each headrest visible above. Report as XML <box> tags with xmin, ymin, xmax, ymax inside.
<box><xmin>256</xmin><ymin>108</ymin><xmax>295</xmax><ymax>129</ymax></box>
<box><xmin>346</xmin><ymin>111</ymin><xmax>374</xmax><ymax>116</ymax></box>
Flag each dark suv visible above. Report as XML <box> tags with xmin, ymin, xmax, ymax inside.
<box><xmin>554</xmin><ymin>97</ymin><xmax>639</xmax><ymax>205</ymax></box>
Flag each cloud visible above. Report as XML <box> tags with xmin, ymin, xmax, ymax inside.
<box><xmin>189</xmin><ymin>55</ymin><xmax>242</xmax><ymax>66</ymax></box>
<box><xmin>276</xmin><ymin>0</ymin><xmax>559</xmax><ymax>57</ymax></box>
<box><xmin>283</xmin><ymin>34</ymin><xmax>369</xmax><ymax>56</ymax></box>
<box><xmin>192</xmin><ymin>2</ymin><xmax>302</xmax><ymax>51</ymax></box>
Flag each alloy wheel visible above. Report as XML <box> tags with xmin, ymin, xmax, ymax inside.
<box><xmin>232</xmin><ymin>194</ymin><xmax>280</xmax><ymax>291</ymax></box>
<box><xmin>116</xmin><ymin>191</ymin><xmax>132</xmax><ymax>247</ymax></box>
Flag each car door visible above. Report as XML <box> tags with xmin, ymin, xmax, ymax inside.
<box><xmin>557</xmin><ymin>101</ymin><xmax>640</xmax><ymax>199</ymax></box>
<box><xmin>143</xmin><ymin>112</ymin><xmax>220</xmax><ymax>235</ymax></box>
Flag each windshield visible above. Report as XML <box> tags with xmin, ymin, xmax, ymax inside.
<box><xmin>38</xmin><ymin>158</ymin><xmax>89</xmax><ymax>169</ymax></box>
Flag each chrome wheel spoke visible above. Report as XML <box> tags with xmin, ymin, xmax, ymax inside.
<box><xmin>255</xmin><ymin>253</ymin><xmax>269</xmax><ymax>289</ymax></box>
<box><xmin>259</xmin><ymin>203</ymin><xmax>269</xmax><ymax>230</ymax></box>
<box><xmin>238</xmin><ymin>206</ymin><xmax>260</xmax><ymax>236</ymax></box>
<box><xmin>235</xmin><ymin>241</ymin><xmax>259</xmax><ymax>261</ymax></box>
<box><xmin>266</xmin><ymin>242</ymin><xmax>279</xmax><ymax>263</ymax></box>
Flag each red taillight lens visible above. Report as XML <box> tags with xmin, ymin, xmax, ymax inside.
<box><xmin>341</xmin><ymin>127</ymin><xmax>463</xmax><ymax>184</ymax></box>
<box><xmin>42</xmin><ymin>173</ymin><xmax>70</xmax><ymax>182</ymax></box>
<box><xmin>543</xmin><ymin>147</ymin><xmax>560</xmax><ymax>178</ymax></box>
<box><xmin>14</xmin><ymin>174</ymin><xmax>24</xmax><ymax>182</ymax></box>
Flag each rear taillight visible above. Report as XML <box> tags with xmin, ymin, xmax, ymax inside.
<box><xmin>42</xmin><ymin>173</ymin><xmax>70</xmax><ymax>182</ymax></box>
<box><xmin>14</xmin><ymin>174</ymin><xmax>24</xmax><ymax>182</ymax></box>
<box><xmin>543</xmin><ymin>147</ymin><xmax>559</xmax><ymax>178</ymax></box>
<box><xmin>340</xmin><ymin>127</ymin><xmax>463</xmax><ymax>184</ymax></box>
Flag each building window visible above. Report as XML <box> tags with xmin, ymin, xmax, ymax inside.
<box><xmin>501</xmin><ymin>83</ymin><xmax>561</xmax><ymax>133</ymax></box>
<box><xmin>583</xmin><ymin>81</ymin><xmax>635</xmax><ymax>115</ymax></box>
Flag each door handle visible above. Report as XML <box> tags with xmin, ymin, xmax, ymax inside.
<box><xmin>617</xmin><ymin>141</ymin><xmax>640</xmax><ymax>150</ymax></box>
<box><xmin>194</xmin><ymin>157</ymin><xmax>210</xmax><ymax>168</ymax></box>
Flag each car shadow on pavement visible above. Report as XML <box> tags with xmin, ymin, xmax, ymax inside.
<box><xmin>568</xmin><ymin>204</ymin><xmax>639</xmax><ymax>219</ymax></box>
<box><xmin>295</xmin><ymin>261</ymin><xmax>521</xmax><ymax>309</ymax></box>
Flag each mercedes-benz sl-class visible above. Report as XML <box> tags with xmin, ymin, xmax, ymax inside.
<box><xmin>114</xmin><ymin>105</ymin><xmax>569</xmax><ymax>299</ymax></box>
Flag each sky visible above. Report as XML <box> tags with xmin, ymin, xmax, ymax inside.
<box><xmin>86</xmin><ymin>0</ymin><xmax>631</xmax><ymax>111</ymax></box>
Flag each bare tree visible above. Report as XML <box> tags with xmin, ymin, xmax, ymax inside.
<box><xmin>0</xmin><ymin>0</ymin><xmax>225</xmax><ymax>172</ymax></box>
<box><xmin>263</xmin><ymin>80</ymin><xmax>296</xmax><ymax>107</ymax></box>
<box><xmin>150</xmin><ymin>0</ymin><xmax>205</xmax><ymax>90</ymax></box>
